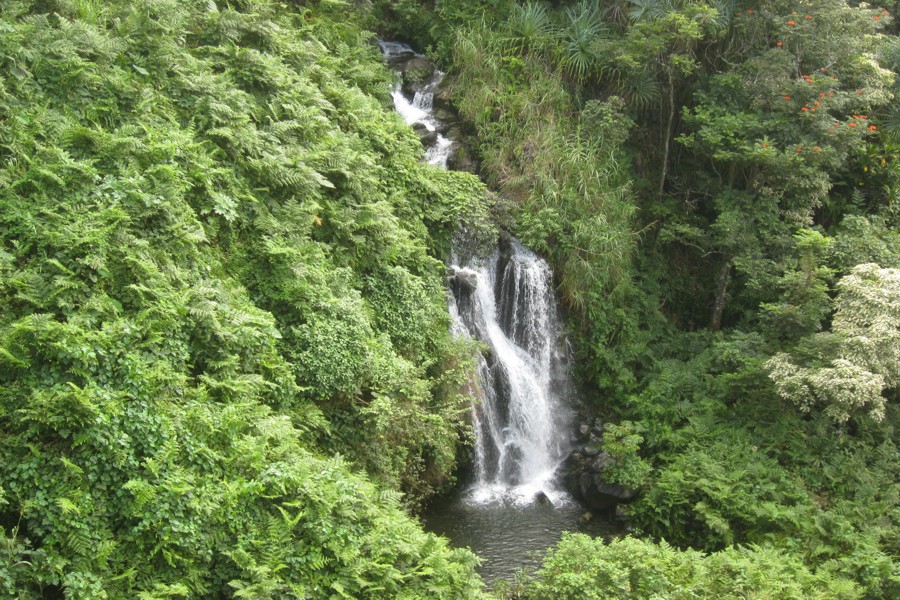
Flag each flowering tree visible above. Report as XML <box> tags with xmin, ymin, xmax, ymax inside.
<box><xmin>661</xmin><ymin>0</ymin><xmax>895</xmax><ymax>329</ymax></box>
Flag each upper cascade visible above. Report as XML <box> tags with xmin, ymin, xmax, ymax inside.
<box><xmin>379</xmin><ymin>41</ymin><xmax>455</xmax><ymax>169</ymax></box>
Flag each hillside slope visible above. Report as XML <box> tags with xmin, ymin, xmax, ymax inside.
<box><xmin>0</xmin><ymin>0</ymin><xmax>491</xmax><ymax>596</ymax></box>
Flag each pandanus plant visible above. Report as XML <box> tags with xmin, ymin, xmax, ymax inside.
<box><xmin>558</xmin><ymin>1</ymin><xmax>609</xmax><ymax>82</ymax></box>
<box><xmin>505</xmin><ymin>2</ymin><xmax>555</xmax><ymax>55</ymax></box>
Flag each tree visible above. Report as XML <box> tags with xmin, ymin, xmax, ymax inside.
<box><xmin>663</xmin><ymin>0</ymin><xmax>894</xmax><ymax>331</ymax></box>
<box><xmin>768</xmin><ymin>263</ymin><xmax>900</xmax><ymax>422</ymax></box>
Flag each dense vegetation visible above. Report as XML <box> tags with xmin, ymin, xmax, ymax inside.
<box><xmin>0</xmin><ymin>0</ymin><xmax>493</xmax><ymax>596</ymax></box>
<box><xmin>3</xmin><ymin>0</ymin><xmax>900</xmax><ymax>597</ymax></box>
<box><xmin>376</xmin><ymin>0</ymin><xmax>900</xmax><ymax>597</ymax></box>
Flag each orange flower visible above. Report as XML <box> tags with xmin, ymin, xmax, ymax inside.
<box><xmin>874</xmin><ymin>15</ymin><xmax>881</xmax><ymax>21</ymax></box>
<box><xmin>801</xmin><ymin>107</ymin><xmax>809</xmax><ymax>112</ymax></box>
<box><xmin>833</xmin><ymin>122</ymin><xmax>841</xmax><ymax>127</ymax></box>
<box><xmin>777</xmin><ymin>41</ymin><xmax>783</xmax><ymax>47</ymax></box>
<box><xmin>747</xmin><ymin>9</ymin><xmax>753</xmax><ymax>13</ymax></box>
<box><xmin>858</xmin><ymin>89</ymin><xmax>863</xmax><ymax>94</ymax></box>
<box><xmin>868</xmin><ymin>125</ymin><xmax>878</xmax><ymax>130</ymax></box>
<box><xmin>829</xmin><ymin>91</ymin><xmax>834</xmax><ymax>97</ymax></box>
<box><xmin>814</xmin><ymin>101</ymin><xmax>820</xmax><ymax>106</ymax></box>
<box><xmin>796</xmin><ymin>146</ymin><xmax>803</xmax><ymax>152</ymax></box>
<box><xmin>762</xmin><ymin>142</ymin><xmax>768</xmax><ymax>147</ymax></box>
<box><xmin>783</xmin><ymin>95</ymin><xmax>792</xmax><ymax>100</ymax></box>
<box><xmin>805</xmin><ymin>15</ymin><xmax>812</xmax><ymax>20</ymax></box>
<box><xmin>820</xmin><ymin>92</ymin><xmax>826</xmax><ymax>98</ymax></box>
<box><xmin>848</xmin><ymin>122</ymin><xmax>857</xmax><ymax>127</ymax></box>
<box><xmin>813</xmin><ymin>146</ymin><xmax>821</xmax><ymax>152</ymax></box>
<box><xmin>787</xmin><ymin>20</ymin><xmax>797</xmax><ymax>26</ymax></box>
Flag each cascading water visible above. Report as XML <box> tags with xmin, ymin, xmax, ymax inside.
<box><xmin>380</xmin><ymin>40</ymin><xmax>573</xmax><ymax>504</ymax></box>
<box><xmin>449</xmin><ymin>240</ymin><xmax>574</xmax><ymax>505</ymax></box>
<box><xmin>380</xmin><ymin>41</ymin><xmax>610</xmax><ymax>584</ymax></box>
<box><xmin>379</xmin><ymin>42</ymin><xmax>574</xmax><ymax>504</ymax></box>
<box><xmin>379</xmin><ymin>41</ymin><xmax>455</xmax><ymax>169</ymax></box>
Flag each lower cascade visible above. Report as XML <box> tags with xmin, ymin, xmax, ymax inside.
<box><xmin>449</xmin><ymin>238</ymin><xmax>574</xmax><ymax>505</ymax></box>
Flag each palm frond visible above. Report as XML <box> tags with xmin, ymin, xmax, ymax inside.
<box><xmin>505</xmin><ymin>2</ymin><xmax>554</xmax><ymax>55</ymax></box>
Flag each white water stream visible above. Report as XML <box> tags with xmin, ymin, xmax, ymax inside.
<box><xmin>449</xmin><ymin>244</ymin><xmax>574</xmax><ymax>506</ymax></box>
<box><xmin>380</xmin><ymin>41</ymin><xmax>573</xmax><ymax>507</ymax></box>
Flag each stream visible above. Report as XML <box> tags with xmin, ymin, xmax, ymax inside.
<box><xmin>380</xmin><ymin>41</ymin><xmax>618</xmax><ymax>585</ymax></box>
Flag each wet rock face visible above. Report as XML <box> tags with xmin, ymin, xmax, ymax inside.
<box><xmin>399</xmin><ymin>56</ymin><xmax>435</xmax><ymax>74</ymax></box>
<box><xmin>380</xmin><ymin>42</ymin><xmax>416</xmax><ymax>70</ymax></box>
<box><xmin>563</xmin><ymin>425</ymin><xmax>639</xmax><ymax>512</ymax></box>
<box><xmin>448</xmin><ymin>267</ymin><xmax>478</xmax><ymax>294</ymax></box>
<box><xmin>412</xmin><ymin>122</ymin><xmax>438</xmax><ymax>146</ymax></box>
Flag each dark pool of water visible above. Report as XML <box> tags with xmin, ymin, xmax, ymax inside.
<box><xmin>422</xmin><ymin>492</ymin><xmax>621</xmax><ymax>586</ymax></box>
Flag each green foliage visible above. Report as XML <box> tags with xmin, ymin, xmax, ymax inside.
<box><xmin>768</xmin><ymin>263</ymin><xmax>900</xmax><ymax>422</ymax></box>
<box><xmin>557</xmin><ymin>1</ymin><xmax>609</xmax><ymax>82</ymax></box>
<box><xmin>599</xmin><ymin>421</ymin><xmax>652</xmax><ymax>488</ymax></box>
<box><xmin>508</xmin><ymin>533</ymin><xmax>859</xmax><ymax>599</ymax></box>
<box><xmin>633</xmin><ymin>438</ymin><xmax>814</xmax><ymax>550</ymax></box>
<box><xmin>505</xmin><ymin>2</ymin><xmax>555</xmax><ymax>55</ymax></box>
<box><xmin>758</xmin><ymin>229</ymin><xmax>834</xmax><ymax>342</ymax></box>
<box><xmin>0</xmin><ymin>0</ymin><xmax>495</xmax><ymax>595</ymax></box>
<box><xmin>663</xmin><ymin>0</ymin><xmax>894</xmax><ymax>329</ymax></box>
<box><xmin>416</xmin><ymin>0</ymin><xmax>900</xmax><ymax>596</ymax></box>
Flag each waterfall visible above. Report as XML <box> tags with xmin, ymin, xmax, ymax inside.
<box><xmin>449</xmin><ymin>239</ymin><xmax>573</xmax><ymax>505</ymax></box>
<box><xmin>380</xmin><ymin>41</ymin><xmax>574</xmax><ymax>506</ymax></box>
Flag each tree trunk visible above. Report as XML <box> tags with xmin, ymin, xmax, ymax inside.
<box><xmin>658</xmin><ymin>69</ymin><xmax>676</xmax><ymax>199</ymax></box>
<box><xmin>709</xmin><ymin>259</ymin><xmax>732</xmax><ymax>331</ymax></box>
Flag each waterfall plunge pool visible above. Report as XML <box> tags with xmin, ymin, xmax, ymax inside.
<box><xmin>423</xmin><ymin>493</ymin><xmax>620</xmax><ymax>586</ymax></box>
<box><xmin>433</xmin><ymin>241</ymin><xmax>621</xmax><ymax>586</ymax></box>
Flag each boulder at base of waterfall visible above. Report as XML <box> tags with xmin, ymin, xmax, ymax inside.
<box><xmin>583</xmin><ymin>440</ymin><xmax>603</xmax><ymax>457</ymax></box>
<box><xmin>578</xmin><ymin>473</ymin><xmax>638</xmax><ymax>511</ymax></box>
<box><xmin>534</xmin><ymin>491</ymin><xmax>553</xmax><ymax>506</ymax></box>
<box><xmin>590</xmin><ymin>451</ymin><xmax>615</xmax><ymax>473</ymax></box>
<box><xmin>564</xmin><ymin>440</ymin><xmax>639</xmax><ymax>511</ymax></box>
<box><xmin>412</xmin><ymin>122</ymin><xmax>437</xmax><ymax>146</ymax></box>
<box><xmin>578</xmin><ymin>423</ymin><xmax>591</xmax><ymax>439</ymax></box>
